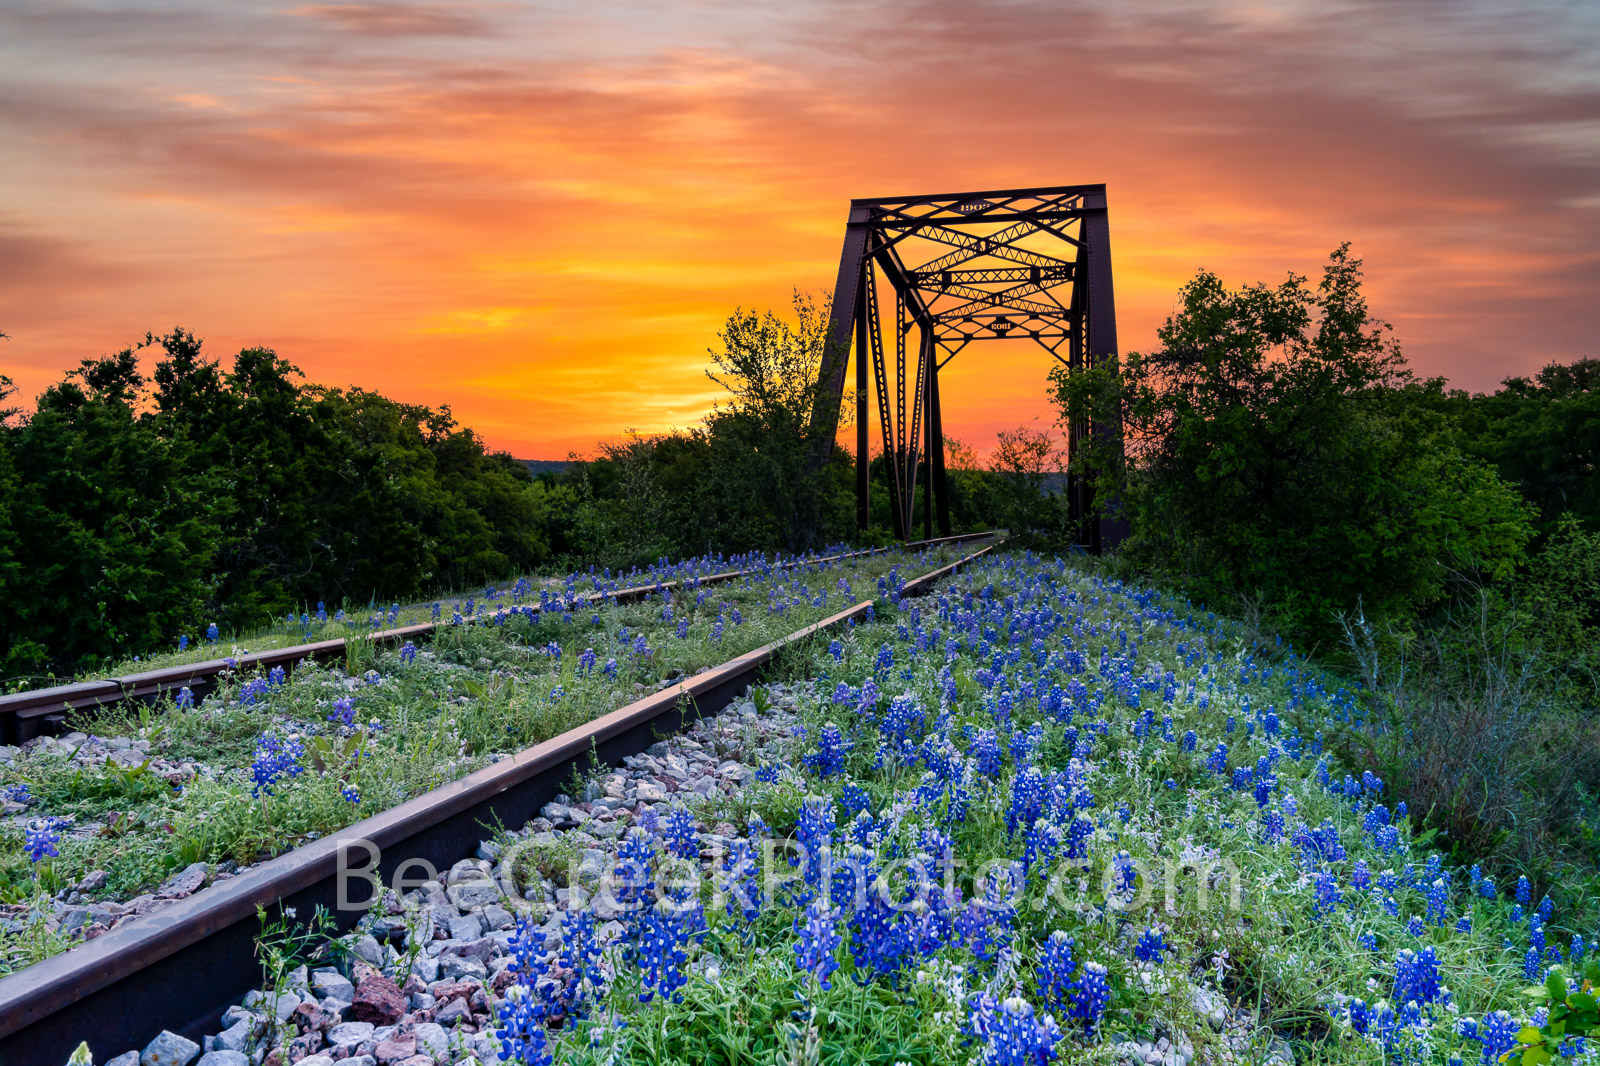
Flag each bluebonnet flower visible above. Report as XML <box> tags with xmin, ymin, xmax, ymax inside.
<box><xmin>804</xmin><ymin>725</ymin><xmax>852</xmax><ymax>779</ymax></box>
<box><xmin>755</xmin><ymin>764</ymin><xmax>780</xmax><ymax>784</ymax></box>
<box><xmin>982</xmin><ymin>996</ymin><xmax>1064</xmax><ymax>1066</ymax></box>
<box><xmin>205</xmin><ymin>623</ymin><xmax>219</xmax><ymax>642</ymax></box>
<box><xmin>1526</xmin><ymin>947</ymin><xmax>1543</xmax><ymax>982</ymax></box>
<box><xmin>1313</xmin><ymin>872</ymin><xmax>1343</xmax><ymax>918</ymax></box>
<box><xmin>793</xmin><ymin>898</ymin><xmax>842</xmax><ymax>990</ymax></box>
<box><xmin>1425</xmin><ymin>879</ymin><xmax>1449</xmax><ymax>927</ymax></box>
<box><xmin>1134</xmin><ymin>927</ymin><xmax>1167</xmax><ymax>964</ymax></box>
<box><xmin>1262</xmin><ymin>809</ymin><xmax>1285</xmax><ymax>843</ymax></box>
<box><xmin>1181</xmin><ymin>729</ymin><xmax>1197</xmax><ymax>752</ymax></box>
<box><xmin>250</xmin><ymin>734</ymin><xmax>305</xmax><ymax>797</ymax></box>
<box><xmin>1476</xmin><ymin>1012</ymin><xmax>1518</xmax><ymax>1065</ymax></box>
<box><xmin>721</xmin><ymin>838</ymin><xmax>763</xmax><ymax>922</ymax></box>
<box><xmin>239</xmin><ymin>678</ymin><xmax>270</xmax><ymax>705</ymax></box>
<box><xmin>632</xmin><ymin>892</ymin><xmax>702</xmax><ymax>1004</ymax></box>
<box><xmin>1074</xmin><ymin>961</ymin><xmax>1111</xmax><ymax>1033</ymax></box>
<box><xmin>663</xmin><ymin>807</ymin><xmax>699</xmax><ymax>860</ymax></box>
<box><xmin>399</xmin><ymin>641</ymin><xmax>417</xmax><ymax>664</ymax></box>
<box><xmin>327</xmin><ymin>697</ymin><xmax>356</xmax><ymax>728</ymax></box>
<box><xmin>1374</xmin><ymin>825</ymin><xmax>1401</xmax><ymax>856</ymax></box>
<box><xmin>1358</xmin><ymin>932</ymin><xmax>1379</xmax><ymax>952</ymax></box>
<box><xmin>176</xmin><ymin>687</ymin><xmax>194</xmax><ymax>710</ymax></box>
<box><xmin>881</xmin><ymin>695</ymin><xmax>923</xmax><ymax>748</ymax></box>
<box><xmin>24</xmin><ymin>818</ymin><xmax>63</xmax><ymax>862</ymax></box>
<box><xmin>342</xmin><ymin>786</ymin><xmax>359</xmax><ymax>804</ymax></box>
<box><xmin>971</xmin><ymin>729</ymin><xmax>1003</xmax><ymax>776</ymax></box>
<box><xmin>495</xmin><ymin>982</ymin><xmax>552</xmax><ymax>1066</ymax></box>
<box><xmin>837</xmin><ymin>783</ymin><xmax>872</xmax><ymax>819</ymax></box>
<box><xmin>177</xmin><ymin>634</ymin><xmax>189</xmax><ymax>652</ymax></box>
<box><xmin>828</xmin><ymin>639</ymin><xmax>844</xmax><ymax>661</ymax></box>
<box><xmin>1516</xmin><ymin>876</ymin><xmax>1532</xmax><ymax>906</ymax></box>
<box><xmin>1021</xmin><ymin>929</ymin><xmax>1073</xmax><ymax>1007</ymax></box>
<box><xmin>794</xmin><ymin>797</ymin><xmax>836</xmax><ymax>896</ymax></box>
<box><xmin>603</xmin><ymin>657</ymin><xmax>618</xmax><ymax>679</ymax></box>
<box><xmin>1295</xmin><ymin>819</ymin><xmax>1347</xmax><ymax>867</ymax></box>
<box><xmin>1394</xmin><ymin>946</ymin><xmax>1442</xmax><ymax>1007</ymax></box>
<box><xmin>1406</xmin><ymin>915</ymin><xmax>1426</xmax><ymax>937</ymax></box>
<box><xmin>1253</xmin><ymin>774</ymin><xmax>1275</xmax><ymax>809</ymax></box>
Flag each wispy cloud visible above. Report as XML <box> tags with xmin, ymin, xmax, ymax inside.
<box><xmin>0</xmin><ymin>0</ymin><xmax>1595</xmax><ymax>455</ymax></box>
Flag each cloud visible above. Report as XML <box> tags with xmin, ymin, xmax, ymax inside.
<box><xmin>0</xmin><ymin>0</ymin><xmax>1595</xmax><ymax>456</ymax></box>
<box><xmin>284</xmin><ymin>3</ymin><xmax>498</xmax><ymax>37</ymax></box>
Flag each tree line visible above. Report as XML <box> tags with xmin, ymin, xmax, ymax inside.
<box><xmin>0</xmin><ymin>305</ymin><xmax>1055</xmax><ymax>679</ymax></box>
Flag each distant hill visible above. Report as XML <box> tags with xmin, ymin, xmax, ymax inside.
<box><xmin>520</xmin><ymin>459</ymin><xmax>571</xmax><ymax>477</ymax></box>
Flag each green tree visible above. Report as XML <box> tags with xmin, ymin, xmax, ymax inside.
<box><xmin>1053</xmin><ymin>245</ymin><xmax>1533</xmax><ymax>639</ymax></box>
<box><xmin>988</xmin><ymin>424</ymin><xmax>1069</xmax><ymax>540</ymax></box>
<box><xmin>1436</xmin><ymin>358</ymin><xmax>1600</xmax><ymax>536</ymax></box>
<box><xmin>701</xmin><ymin>292</ymin><xmax>853</xmax><ymax>553</ymax></box>
<box><xmin>2</xmin><ymin>347</ymin><xmax>220</xmax><ymax>673</ymax></box>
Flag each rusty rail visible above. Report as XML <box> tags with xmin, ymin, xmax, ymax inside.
<box><xmin>0</xmin><ymin>532</ymin><xmax>996</xmax><ymax>744</ymax></box>
<box><xmin>0</xmin><ymin>539</ymin><xmax>998</xmax><ymax>1066</ymax></box>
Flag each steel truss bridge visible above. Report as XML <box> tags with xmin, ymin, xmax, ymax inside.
<box><xmin>815</xmin><ymin>183</ymin><xmax>1125</xmax><ymax>551</ymax></box>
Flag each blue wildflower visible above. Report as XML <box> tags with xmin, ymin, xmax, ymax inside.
<box><xmin>24</xmin><ymin>819</ymin><xmax>62</xmax><ymax>863</ymax></box>
<box><xmin>793</xmin><ymin>898</ymin><xmax>842</xmax><ymax>990</ymax></box>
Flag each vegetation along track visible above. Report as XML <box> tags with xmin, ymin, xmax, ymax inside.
<box><xmin>0</xmin><ymin>534</ymin><xmax>991</xmax><ymax>744</ymax></box>
<box><xmin>0</xmin><ymin>536</ymin><xmax>998</xmax><ymax>1065</ymax></box>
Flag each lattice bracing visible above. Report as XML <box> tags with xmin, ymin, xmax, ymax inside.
<box><xmin>814</xmin><ymin>183</ymin><xmax>1124</xmax><ymax>550</ymax></box>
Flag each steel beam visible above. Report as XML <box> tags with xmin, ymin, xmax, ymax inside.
<box><xmin>818</xmin><ymin>184</ymin><xmax>1122</xmax><ymax>549</ymax></box>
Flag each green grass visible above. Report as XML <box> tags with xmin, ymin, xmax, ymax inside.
<box><xmin>0</xmin><ymin>544</ymin><xmax>960</xmax><ymax>970</ymax></box>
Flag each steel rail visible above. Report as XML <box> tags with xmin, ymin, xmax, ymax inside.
<box><xmin>0</xmin><ymin>539</ymin><xmax>998</xmax><ymax>1066</ymax></box>
<box><xmin>0</xmin><ymin>533</ymin><xmax>995</xmax><ymax>744</ymax></box>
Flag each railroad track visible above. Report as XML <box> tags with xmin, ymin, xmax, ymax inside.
<box><xmin>0</xmin><ymin>536</ymin><xmax>998</xmax><ymax>1066</ymax></box>
<box><xmin>0</xmin><ymin>532</ymin><xmax>994</xmax><ymax>745</ymax></box>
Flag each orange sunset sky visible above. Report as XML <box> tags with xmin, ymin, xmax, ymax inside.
<box><xmin>2</xmin><ymin>0</ymin><xmax>1597</xmax><ymax>459</ymax></box>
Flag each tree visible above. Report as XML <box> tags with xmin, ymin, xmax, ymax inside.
<box><xmin>3</xmin><ymin>346</ymin><xmax>220</xmax><ymax>673</ymax></box>
<box><xmin>1052</xmin><ymin>245</ymin><xmax>1533</xmax><ymax>638</ymax></box>
<box><xmin>1436</xmin><ymin>357</ymin><xmax>1600</xmax><ymax>537</ymax></box>
<box><xmin>0</xmin><ymin>329</ymin><xmax>579</xmax><ymax>674</ymax></box>
<box><xmin>988</xmin><ymin>424</ymin><xmax>1068</xmax><ymax>539</ymax></box>
<box><xmin>701</xmin><ymin>292</ymin><xmax>853</xmax><ymax>552</ymax></box>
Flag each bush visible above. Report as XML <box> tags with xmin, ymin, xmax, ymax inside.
<box><xmin>1332</xmin><ymin>594</ymin><xmax>1600</xmax><ymax>893</ymax></box>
